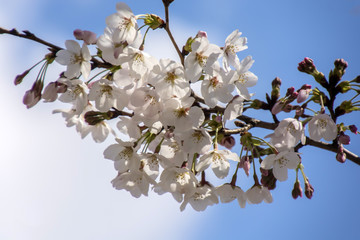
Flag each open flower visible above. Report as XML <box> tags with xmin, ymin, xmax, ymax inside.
<box><xmin>308</xmin><ymin>114</ymin><xmax>338</xmax><ymax>141</ymax></box>
<box><xmin>196</xmin><ymin>149</ymin><xmax>239</xmax><ymax>179</ymax></box>
<box><xmin>55</xmin><ymin>40</ymin><xmax>91</xmax><ymax>79</ymax></box>
<box><xmin>261</xmin><ymin>150</ymin><xmax>300</xmax><ymax>181</ymax></box>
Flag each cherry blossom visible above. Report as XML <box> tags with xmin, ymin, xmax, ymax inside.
<box><xmin>308</xmin><ymin>114</ymin><xmax>338</xmax><ymax>141</ymax></box>
<box><xmin>55</xmin><ymin>40</ymin><xmax>91</xmax><ymax>79</ymax></box>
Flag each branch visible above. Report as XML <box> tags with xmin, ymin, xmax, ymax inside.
<box><xmin>295</xmin><ymin>137</ymin><xmax>360</xmax><ymax>166</ymax></box>
<box><xmin>0</xmin><ymin>27</ymin><xmax>111</xmax><ymax>69</ymax></box>
<box><xmin>162</xmin><ymin>3</ymin><xmax>184</xmax><ymax>65</ymax></box>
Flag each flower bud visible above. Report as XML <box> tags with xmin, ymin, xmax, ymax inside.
<box><xmin>292</xmin><ymin>181</ymin><xmax>303</xmax><ymax>199</ymax></box>
<box><xmin>82</xmin><ymin>31</ymin><xmax>97</xmax><ymax>45</ymax></box>
<box><xmin>349</xmin><ymin>125</ymin><xmax>358</xmax><ymax>134</ymax></box>
<box><xmin>261</xmin><ymin>169</ymin><xmax>277</xmax><ymax>190</ymax></box>
<box><xmin>338</xmin><ymin>131</ymin><xmax>350</xmax><ymax>145</ymax></box>
<box><xmin>334</xmin><ymin>58</ymin><xmax>348</xmax><ymax>72</ymax></box>
<box><xmin>336</xmin><ymin>147</ymin><xmax>346</xmax><ymax>163</ymax></box>
<box><xmin>297</xmin><ymin>89</ymin><xmax>310</xmax><ymax>103</ymax></box>
<box><xmin>220</xmin><ymin>136</ymin><xmax>236</xmax><ymax>150</ymax></box>
<box><xmin>271</xmin><ymin>101</ymin><xmax>285</xmax><ymax>115</ymax></box>
<box><xmin>286</xmin><ymin>87</ymin><xmax>295</xmax><ymax>97</ymax></box>
<box><xmin>196</xmin><ymin>31</ymin><xmax>208</xmax><ymax>38</ymax></box>
<box><xmin>304</xmin><ymin>180</ymin><xmax>314</xmax><ymax>199</ymax></box>
<box><xmin>239</xmin><ymin>156</ymin><xmax>251</xmax><ymax>177</ymax></box>
<box><xmin>73</xmin><ymin>29</ymin><xmax>84</xmax><ymax>40</ymax></box>
<box><xmin>14</xmin><ymin>69</ymin><xmax>30</xmax><ymax>85</ymax></box>
<box><xmin>298</xmin><ymin>57</ymin><xmax>316</xmax><ymax>74</ymax></box>
<box><xmin>282</xmin><ymin>104</ymin><xmax>293</xmax><ymax>113</ymax></box>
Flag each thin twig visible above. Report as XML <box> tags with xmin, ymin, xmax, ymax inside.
<box><xmin>0</xmin><ymin>27</ymin><xmax>112</xmax><ymax>69</ymax></box>
<box><xmin>295</xmin><ymin>137</ymin><xmax>360</xmax><ymax>165</ymax></box>
<box><xmin>162</xmin><ymin>4</ymin><xmax>184</xmax><ymax>65</ymax></box>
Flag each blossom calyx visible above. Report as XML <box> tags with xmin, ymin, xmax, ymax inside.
<box><xmin>143</xmin><ymin>14</ymin><xmax>165</xmax><ymax>30</ymax></box>
<box><xmin>84</xmin><ymin>111</ymin><xmax>112</xmax><ymax>125</ymax></box>
<box><xmin>335</xmin><ymin>81</ymin><xmax>351</xmax><ymax>93</ymax></box>
<box><xmin>335</xmin><ymin>100</ymin><xmax>360</xmax><ymax>117</ymax></box>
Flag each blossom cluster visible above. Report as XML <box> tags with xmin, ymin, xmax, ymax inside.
<box><xmin>15</xmin><ymin>2</ymin><xmax>359</xmax><ymax>211</ymax></box>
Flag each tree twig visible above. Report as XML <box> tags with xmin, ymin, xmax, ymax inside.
<box><xmin>295</xmin><ymin>137</ymin><xmax>360</xmax><ymax>165</ymax></box>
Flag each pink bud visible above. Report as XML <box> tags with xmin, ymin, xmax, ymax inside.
<box><xmin>220</xmin><ymin>136</ymin><xmax>235</xmax><ymax>150</ymax></box>
<box><xmin>196</xmin><ymin>31</ymin><xmax>207</xmax><ymax>38</ymax></box>
<box><xmin>338</xmin><ymin>132</ymin><xmax>350</xmax><ymax>145</ymax></box>
<box><xmin>82</xmin><ymin>30</ymin><xmax>97</xmax><ymax>45</ymax></box>
<box><xmin>271</xmin><ymin>101</ymin><xmax>284</xmax><ymax>115</ymax></box>
<box><xmin>297</xmin><ymin>89</ymin><xmax>310</xmax><ymax>103</ymax></box>
<box><xmin>73</xmin><ymin>29</ymin><xmax>84</xmax><ymax>40</ymax></box>
<box><xmin>239</xmin><ymin>156</ymin><xmax>250</xmax><ymax>176</ymax></box>
<box><xmin>349</xmin><ymin>125</ymin><xmax>358</xmax><ymax>134</ymax></box>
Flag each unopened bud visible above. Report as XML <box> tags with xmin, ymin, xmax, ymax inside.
<box><xmin>14</xmin><ymin>69</ymin><xmax>30</xmax><ymax>85</ymax></box>
<box><xmin>334</xmin><ymin>58</ymin><xmax>348</xmax><ymax>72</ymax></box>
<box><xmin>292</xmin><ymin>181</ymin><xmax>303</xmax><ymax>199</ymax></box>
<box><xmin>286</xmin><ymin>87</ymin><xmax>295</xmax><ymax>97</ymax></box>
<box><xmin>260</xmin><ymin>169</ymin><xmax>276</xmax><ymax>190</ymax></box>
<box><xmin>304</xmin><ymin>180</ymin><xmax>314</xmax><ymax>199</ymax></box>
<box><xmin>239</xmin><ymin>156</ymin><xmax>251</xmax><ymax>177</ymax></box>
<box><xmin>297</xmin><ymin>89</ymin><xmax>311</xmax><ymax>103</ymax></box>
<box><xmin>196</xmin><ymin>31</ymin><xmax>207</xmax><ymax>38</ymax></box>
<box><xmin>74</xmin><ymin>29</ymin><xmax>97</xmax><ymax>45</ymax></box>
<box><xmin>271</xmin><ymin>101</ymin><xmax>285</xmax><ymax>115</ymax></box>
<box><xmin>298</xmin><ymin>57</ymin><xmax>316</xmax><ymax>74</ymax></box>
<box><xmin>220</xmin><ymin>136</ymin><xmax>236</xmax><ymax>150</ymax></box>
<box><xmin>349</xmin><ymin>125</ymin><xmax>358</xmax><ymax>134</ymax></box>
<box><xmin>338</xmin><ymin>131</ymin><xmax>350</xmax><ymax>145</ymax></box>
<box><xmin>336</xmin><ymin>145</ymin><xmax>346</xmax><ymax>163</ymax></box>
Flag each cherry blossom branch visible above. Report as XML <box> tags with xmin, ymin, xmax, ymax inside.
<box><xmin>162</xmin><ymin>3</ymin><xmax>184</xmax><ymax>65</ymax></box>
<box><xmin>0</xmin><ymin>27</ymin><xmax>111</xmax><ymax>69</ymax></box>
<box><xmin>295</xmin><ymin>137</ymin><xmax>360</xmax><ymax>165</ymax></box>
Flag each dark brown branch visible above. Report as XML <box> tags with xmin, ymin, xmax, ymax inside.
<box><xmin>295</xmin><ymin>137</ymin><xmax>360</xmax><ymax>166</ymax></box>
<box><xmin>162</xmin><ymin>4</ymin><xmax>184</xmax><ymax>65</ymax></box>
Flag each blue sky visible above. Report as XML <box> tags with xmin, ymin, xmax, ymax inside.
<box><xmin>1</xmin><ymin>0</ymin><xmax>360</xmax><ymax>239</ymax></box>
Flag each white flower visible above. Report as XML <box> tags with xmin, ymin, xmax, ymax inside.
<box><xmin>105</xmin><ymin>2</ymin><xmax>139</xmax><ymax>44</ymax></box>
<box><xmin>150</xmin><ymin>58</ymin><xmax>190</xmax><ymax>100</ymax></box>
<box><xmin>116</xmin><ymin>116</ymin><xmax>141</xmax><ymax>140</ymax></box>
<box><xmin>196</xmin><ymin>149</ymin><xmax>239</xmax><ymax>179</ymax></box>
<box><xmin>111</xmin><ymin>170</ymin><xmax>155</xmax><ymax>198</ymax></box>
<box><xmin>229</xmin><ymin>56</ymin><xmax>258</xmax><ymax>99</ymax></box>
<box><xmin>216</xmin><ymin>184</ymin><xmax>246</xmax><ymax>208</ymax></box>
<box><xmin>117</xmin><ymin>47</ymin><xmax>158</xmax><ymax>77</ymax></box>
<box><xmin>222</xmin><ymin>29</ymin><xmax>248</xmax><ymax>71</ymax></box>
<box><xmin>246</xmin><ymin>185</ymin><xmax>273</xmax><ymax>204</ymax></box>
<box><xmin>55</xmin><ymin>40</ymin><xmax>91</xmax><ymax>79</ymax></box>
<box><xmin>161</xmin><ymin>97</ymin><xmax>205</xmax><ymax>132</ymax></box>
<box><xmin>223</xmin><ymin>95</ymin><xmax>245</xmax><ymax>124</ymax></box>
<box><xmin>201</xmin><ymin>63</ymin><xmax>234</xmax><ymax>108</ymax></box>
<box><xmin>88</xmin><ymin>79</ymin><xmax>128</xmax><ymax>112</ymax></box>
<box><xmin>261</xmin><ymin>150</ymin><xmax>300</xmax><ymax>181</ymax></box>
<box><xmin>139</xmin><ymin>153</ymin><xmax>160</xmax><ymax>180</ymax></box>
<box><xmin>155</xmin><ymin>166</ymin><xmax>198</xmax><ymax>202</ymax></box>
<box><xmin>266</xmin><ymin>118</ymin><xmax>305</xmax><ymax>150</ymax></box>
<box><xmin>180</xmin><ymin>128</ymin><xmax>212</xmax><ymax>155</ymax></box>
<box><xmin>308</xmin><ymin>114</ymin><xmax>338</xmax><ymax>141</ymax></box>
<box><xmin>180</xmin><ymin>185</ymin><xmax>219</xmax><ymax>212</ymax></box>
<box><xmin>185</xmin><ymin>36</ymin><xmax>222</xmax><ymax>82</ymax></box>
<box><xmin>103</xmin><ymin>139</ymin><xmax>139</xmax><ymax>172</ymax></box>
<box><xmin>57</xmin><ymin>78</ymin><xmax>89</xmax><ymax>115</ymax></box>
